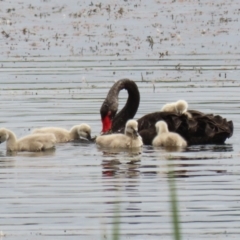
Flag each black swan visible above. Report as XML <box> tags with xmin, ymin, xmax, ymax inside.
<box><xmin>100</xmin><ymin>79</ymin><xmax>234</xmax><ymax>145</ymax></box>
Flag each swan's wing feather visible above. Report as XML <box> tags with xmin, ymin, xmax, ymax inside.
<box><xmin>139</xmin><ymin>128</ymin><xmax>156</xmax><ymax>145</ymax></box>
<box><xmin>138</xmin><ymin>110</ymin><xmax>233</xmax><ymax>145</ymax></box>
<box><xmin>138</xmin><ymin>112</ymin><xmax>183</xmax><ymax>131</ymax></box>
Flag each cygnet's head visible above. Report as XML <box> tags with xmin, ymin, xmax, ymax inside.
<box><xmin>175</xmin><ymin>100</ymin><xmax>188</xmax><ymax>114</ymax></box>
<box><xmin>155</xmin><ymin>121</ymin><xmax>169</xmax><ymax>134</ymax></box>
<box><xmin>125</xmin><ymin>120</ymin><xmax>139</xmax><ymax>137</ymax></box>
<box><xmin>77</xmin><ymin>124</ymin><xmax>92</xmax><ymax>140</ymax></box>
<box><xmin>0</xmin><ymin>128</ymin><xmax>9</xmax><ymax>143</ymax></box>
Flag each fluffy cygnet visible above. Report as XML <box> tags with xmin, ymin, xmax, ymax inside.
<box><xmin>96</xmin><ymin>119</ymin><xmax>143</xmax><ymax>148</ymax></box>
<box><xmin>0</xmin><ymin>128</ymin><xmax>56</xmax><ymax>152</ymax></box>
<box><xmin>32</xmin><ymin>124</ymin><xmax>91</xmax><ymax>143</ymax></box>
<box><xmin>152</xmin><ymin>121</ymin><xmax>187</xmax><ymax>147</ymax></box>
<box><xmin>161</xmin><ymin>100</ymin><xmax>188</xmax><ymax>114</ymax></box>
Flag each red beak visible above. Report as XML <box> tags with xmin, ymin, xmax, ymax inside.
<box><xmin>101</xmin><ymin>113</ymin><xmax>112</xmax><ymax>133</ymax></box>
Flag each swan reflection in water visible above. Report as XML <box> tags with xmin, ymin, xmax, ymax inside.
<box><xmin>151</xmin><ymin>144</ymin><xmax>233</xmax><ymax>178</ymax></box>
<box><xmin>99</xmin><ymin>142</ymin><xmax>233</xmax><ymax>179</ymax></box>
<box><xmin>98</xmin><ymin>147</ymin><xmax>141</xmax><ymax>178</ymax></box>
<box><xmin>100</xmin><ymin>146</ymin><xmax>187</xmax><ymax>179</ymax></box>
<box><xmin>6</xmin><ymin>147</ymin><xmax>56</xmax><ymax>157</ymax></box>
<box><xmin>0</xmin><ymin>148</ymin><xmax>56</xmax><ymax>170</ymax></box>
<box><xmin>100</xmin><ymin>150</ymin><xmax>142</xmax><ymax>228</ymax></box>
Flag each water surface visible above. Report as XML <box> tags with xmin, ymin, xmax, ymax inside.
<box><xmin>0</xmin><ymin>0</ymin><xmax>240</xmax><ymax>239</ymax></box>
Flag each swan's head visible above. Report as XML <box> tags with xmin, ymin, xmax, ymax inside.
<box><xmin>0</xmin><ymin>128</ymin><xmax>9</xmax><ymax>143</ymax></box>
<box><xmin>100</xmin><ymin>79</ymin><xmax>140</xmax><ymax>134</ymax></box>
<box><xmin>125</xmin><ymin>119</ymin><xmax>139</xmax><ymax>137</ymax></box>
<box><xmin>175</xmin><ymin>100</ymin><xmax>188</xmax><ymax>114</ymax></box>
<box><xmin>77</xmin><ymin>124</ymin><xmax>92</xmax><ymax>140</ymax></box>
<box><xmin>155</xmin><ymin>121</ymin><xmax>169</xmax><ymax>134</ymax></box>
<box><xmin>100</xmin><ymin>99</ymin><xmax>118</xmax><ymax>134</ymax></box>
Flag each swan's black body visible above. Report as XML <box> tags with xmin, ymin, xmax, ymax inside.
<box><xmin>100</xmin><ymin>79</ymin><xmax>233</xmax><ymax>145</ymax></box>
<box><xmin>137</xmin><ymin>110</ymin><xmax>233</xmax><ymax>145</ymax></box>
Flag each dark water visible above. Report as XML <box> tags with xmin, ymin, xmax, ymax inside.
<box><xmin>0</xmin><ymin>0</ymin><xmax>240</xmax><ymax>239</ymax></box>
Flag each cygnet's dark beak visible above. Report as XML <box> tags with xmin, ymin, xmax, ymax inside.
<box><xmin>132</xmin><ymin>128</ymin><xmax>139</xmax><ymax>137</ymax></box>
<box><xmin>86</xmin><ymin>133</ymin><xmax>92</xmax><ymax>141</ymax></box>
<box><xmin>90</xmin><ymin>136</ymin><xmax>97</xmax><ymax>142</ymax></box>
<box><xmin>80</xmin><ymin>132</ymin><xmax>93</xmax><ymax>142</ymax></box>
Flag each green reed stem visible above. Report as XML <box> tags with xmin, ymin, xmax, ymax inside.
<box><xmin>168</xmin><ymin>163</ymin><xmax>181</xmax><ymax>240</ymax></box>
<box><xmin>112</xmin><ymin>201</ymin><xmax>120</xmax><ymax>240</ymax></box>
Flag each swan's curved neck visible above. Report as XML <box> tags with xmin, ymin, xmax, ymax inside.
<box><xmin>100</xmin><ymin>79</ymin><xmax>140</xmax><ymax>133</ymax></box>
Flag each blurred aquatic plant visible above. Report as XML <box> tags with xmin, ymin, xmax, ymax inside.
<box><xmin>112</xmin><ymin>201</ymin><xmax>120</xmax><ymax>240</ymax></box>
<box><xmin>101</xmin><ymin>198</ymin><xmax>120</xmax><ymax>240</ymax></box>
<box><xmin>168</xmin><ymin>162</ymin><xmax>181</xmax><ymax>240</ymax></box>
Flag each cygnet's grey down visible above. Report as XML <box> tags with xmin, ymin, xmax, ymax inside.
<box><xmin>96</xmin><ymin>119</ymin><xmax>143</xmax><ymax>148</ymax></box>
<box><xmin>152</xmin><ymin>121</ymin><xmax>187</xmax><ymax>147</ymax></box>
<box><xmin>0</xmin><ymin>128</ymin><xmax>56</xmax><ymax>152</ymax></box>
<box><xmin>161</xmin><ymin>100</ymin><xmax>192</xmax><ymax>118</ymax></box>
<box><xmin>32</xmin><ymin>124</ymin><xmax>91</xmax><ymax>143</ymax></box>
